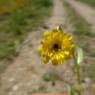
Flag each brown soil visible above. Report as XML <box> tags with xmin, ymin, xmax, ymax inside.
<box><xmin>65</xmin><ymin>0</ymin><xmax>95</xmax><ymax>95</ymax></box>
<box><xmin>0</xmin><ymin>0</ymin><xmax>75</xmax><ymax>95</ymax></box>
<box><xmin>66</xmin><ymin>0</ymin><xmax>95</xmax><ymax>32</ymax></box>
<box><xmin>0</xmin><ymin>0</ymin><xmax>95</xmax><ymax>95</ymax></box>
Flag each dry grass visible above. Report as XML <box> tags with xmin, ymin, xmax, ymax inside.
<box><xmin>0</xmin><ymin>0</ymin><xmax>52</xmax><ymax>74</ymax></box>
<box><xmin>77</xmin><ymin>0</ymin><xmax>95</xmax><ymax>7</ymax></box>
<box><xmin>64</xmin><ymin>0</ymin><xmax>95</xmax><ymax>84</ymax></box>
<box><xmin>0</xmin><ymin>0</ymin><xmax>52</xmax><ymax>60</ymax></box>
<box><xmin>0</xmin><ymin>0</ymin><xmax>26</xmax><ymax>14</ymax></box>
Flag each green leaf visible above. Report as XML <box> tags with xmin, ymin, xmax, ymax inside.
<box><xmin>76</xmin><ymin>46</ymin><xmax>84</xmax><ymax>65</ymax></box>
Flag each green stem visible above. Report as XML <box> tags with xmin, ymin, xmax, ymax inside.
<box><xmin>74</xmin><ymin>58</ymin><xmax>81</xmax><ymax>95</ymax></box>
<box><xmin>76</xmin><ymin>64</ymin><xmax>81</xmax><ymax>95</ymax></box>
<box><xmin>67</xmin><ymin>85</ymin><xmax>74</xmax><ymax>95</ymax></box>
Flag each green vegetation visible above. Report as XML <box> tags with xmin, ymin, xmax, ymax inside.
<box><xmin>78</xmin><ymin>0</ymin><xmax>95</xmax><ymax>7</ymax></box>
<box><xmin>43</xmin><ymin>70</ymin><xmax>56</xmax><ymax>82</ymax></box>
<box><xmin>0</xmin><ymin>0</ymin><xmax>52</xmax><ymax>60</ymax></box>
<box><xmin>43</xmin><ymin>69</ymin><xmax>63</xmax><ymax>82</ymax></box>
<box><xmin>32</xmin><ymin>85</ymin><xmax>47</xmax><ymax>93</ymax></box>
<box><xmin>0</xmin><ymin>0</ymin><xmax>52</xmax><ymax>74</ymax></box>
<box><xmin>37</xmin><ymin>85</ymin><xmax>47</xmax><ymax>92</ymax></box>
<box><xmin>0</xmin><ymin>0</ymin><xmax>26</xmax><ymax>14</ymax></box>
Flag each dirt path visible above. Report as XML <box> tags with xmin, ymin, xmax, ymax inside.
<box><xmin>0</xmin><ymin>0</ymin><xmax>75</xmax><ymax>95</ymax></box>
<box><xmin>65</xmin><ymin>0</ymin><xmax>95</xmax><ymax>59</ymax></box>
<box><xmin>64</xmin><ymin>0</ymin><xmax>95</xmax><ymax>95</ymax></box>
<box><xmin>65</xmin><ymin>0</ymin><xmax>95</xmax><ymax>32</ymax></box>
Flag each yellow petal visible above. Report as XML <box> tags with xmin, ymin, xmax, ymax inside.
<box><xmin>41</xmin><ymin>40</ymin><xmax>44</xmax><ymax>44</ymax></box>
<box><xmin>38</xmin><ymin>46</ymin><xmax>42</xmax><ymax>53</ymax></box>
<box><xmin>43</xmin><ymin>55</ymin><xmax>49</xmax><ymax>64</ymax></box>
<box><xmin>43</xmin><ymin>31</ymin><xmax>50</xmax><ymax>37</ymax></box>
<box><xmin>56</xmin><ymin>26</ymin><xmax>63</xmax><ymax>33</ymax></box>
<box><xmin>52</xmin><ymin>59</ymin><xmax>58</xmax><ymax>66</ymax></box>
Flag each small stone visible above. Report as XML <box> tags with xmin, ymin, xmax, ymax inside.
<box><xmin>93</xmin><ymin>84</ymin><xmax>95</xmax><ymax>88</ymax></box>
<box><xmin>85</xmin><ymin>77</ymin><xmax>90</xmax><ymax>83</ymax></box>
<box><xmin>12</xmin><ymin>85</ymin><xmax>19</xmax><ymax>91</ymax></box>
<box><xmin>9</xmin><ymin>78</ymin><xmax>15</xmax><ymax>82</ymax></box>
<box><xmin>82</xmin><ymin>78</ymin><xmax>90</xmax><ymax>84</ymax></box>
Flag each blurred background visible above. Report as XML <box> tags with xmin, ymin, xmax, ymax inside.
<box><xmin>0</xmin><ymin>0</ymin><xmax>95</xmax><ymax>95</ymax></box>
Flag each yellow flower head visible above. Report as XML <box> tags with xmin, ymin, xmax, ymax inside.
<box><xmin>39</xmin><ymin>26</ymin><xmax>74</xmax><ymax>65</ymax></box>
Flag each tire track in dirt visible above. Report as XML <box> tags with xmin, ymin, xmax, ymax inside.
<box><xmin>64</xmin><ymin>0</ymin><xmax>95</xmax><ymax>95</ymax></box>
<box><xmin>0</xmin><ymin>0</ymin><xmax>75</xmax><ymax>95</ymax></box>
<box><xmin>65</xmin><ymin>0</ymin><xmax>95</xmax><ymax>32</ymax></box>
<box><xmin>65</xmin><ymin>0</ymin><xmax>95</xmax><ymax>60</ymax></box>
<box><xmin>65</xmin><ymin>0</ymin><xmax>95</xmax><ymax>57</ymax></box>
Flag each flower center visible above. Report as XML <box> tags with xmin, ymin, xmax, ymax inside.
<box><xmin>53</xmin><ymin>43</ymin><xmax>59</xmax><ymax>51</ymax></box>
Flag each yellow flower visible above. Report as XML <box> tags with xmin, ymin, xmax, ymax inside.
<box><xmin>39</xmin><ymin>26</ymin><xmax>74</xmax><ymax>65</ymax></box>
<box><xmin>38</xmin><ymin>46</ymin><xmax>43</xmax><ymax>53</ymax></box>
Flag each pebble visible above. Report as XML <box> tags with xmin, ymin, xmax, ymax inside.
<box><xmin>9</xmin><ymin>78</ymin><xmax>15</xmax><ymax>82</ymax></box>
<box><xmin>12</xmin><ymin>85</ymin><xmax>19</xmax><ymax>91</ymax></box>
<box><xmin>85</xmin><ymin>77</ymin><xmax>90</xmax><ymax>83</ymax></box>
